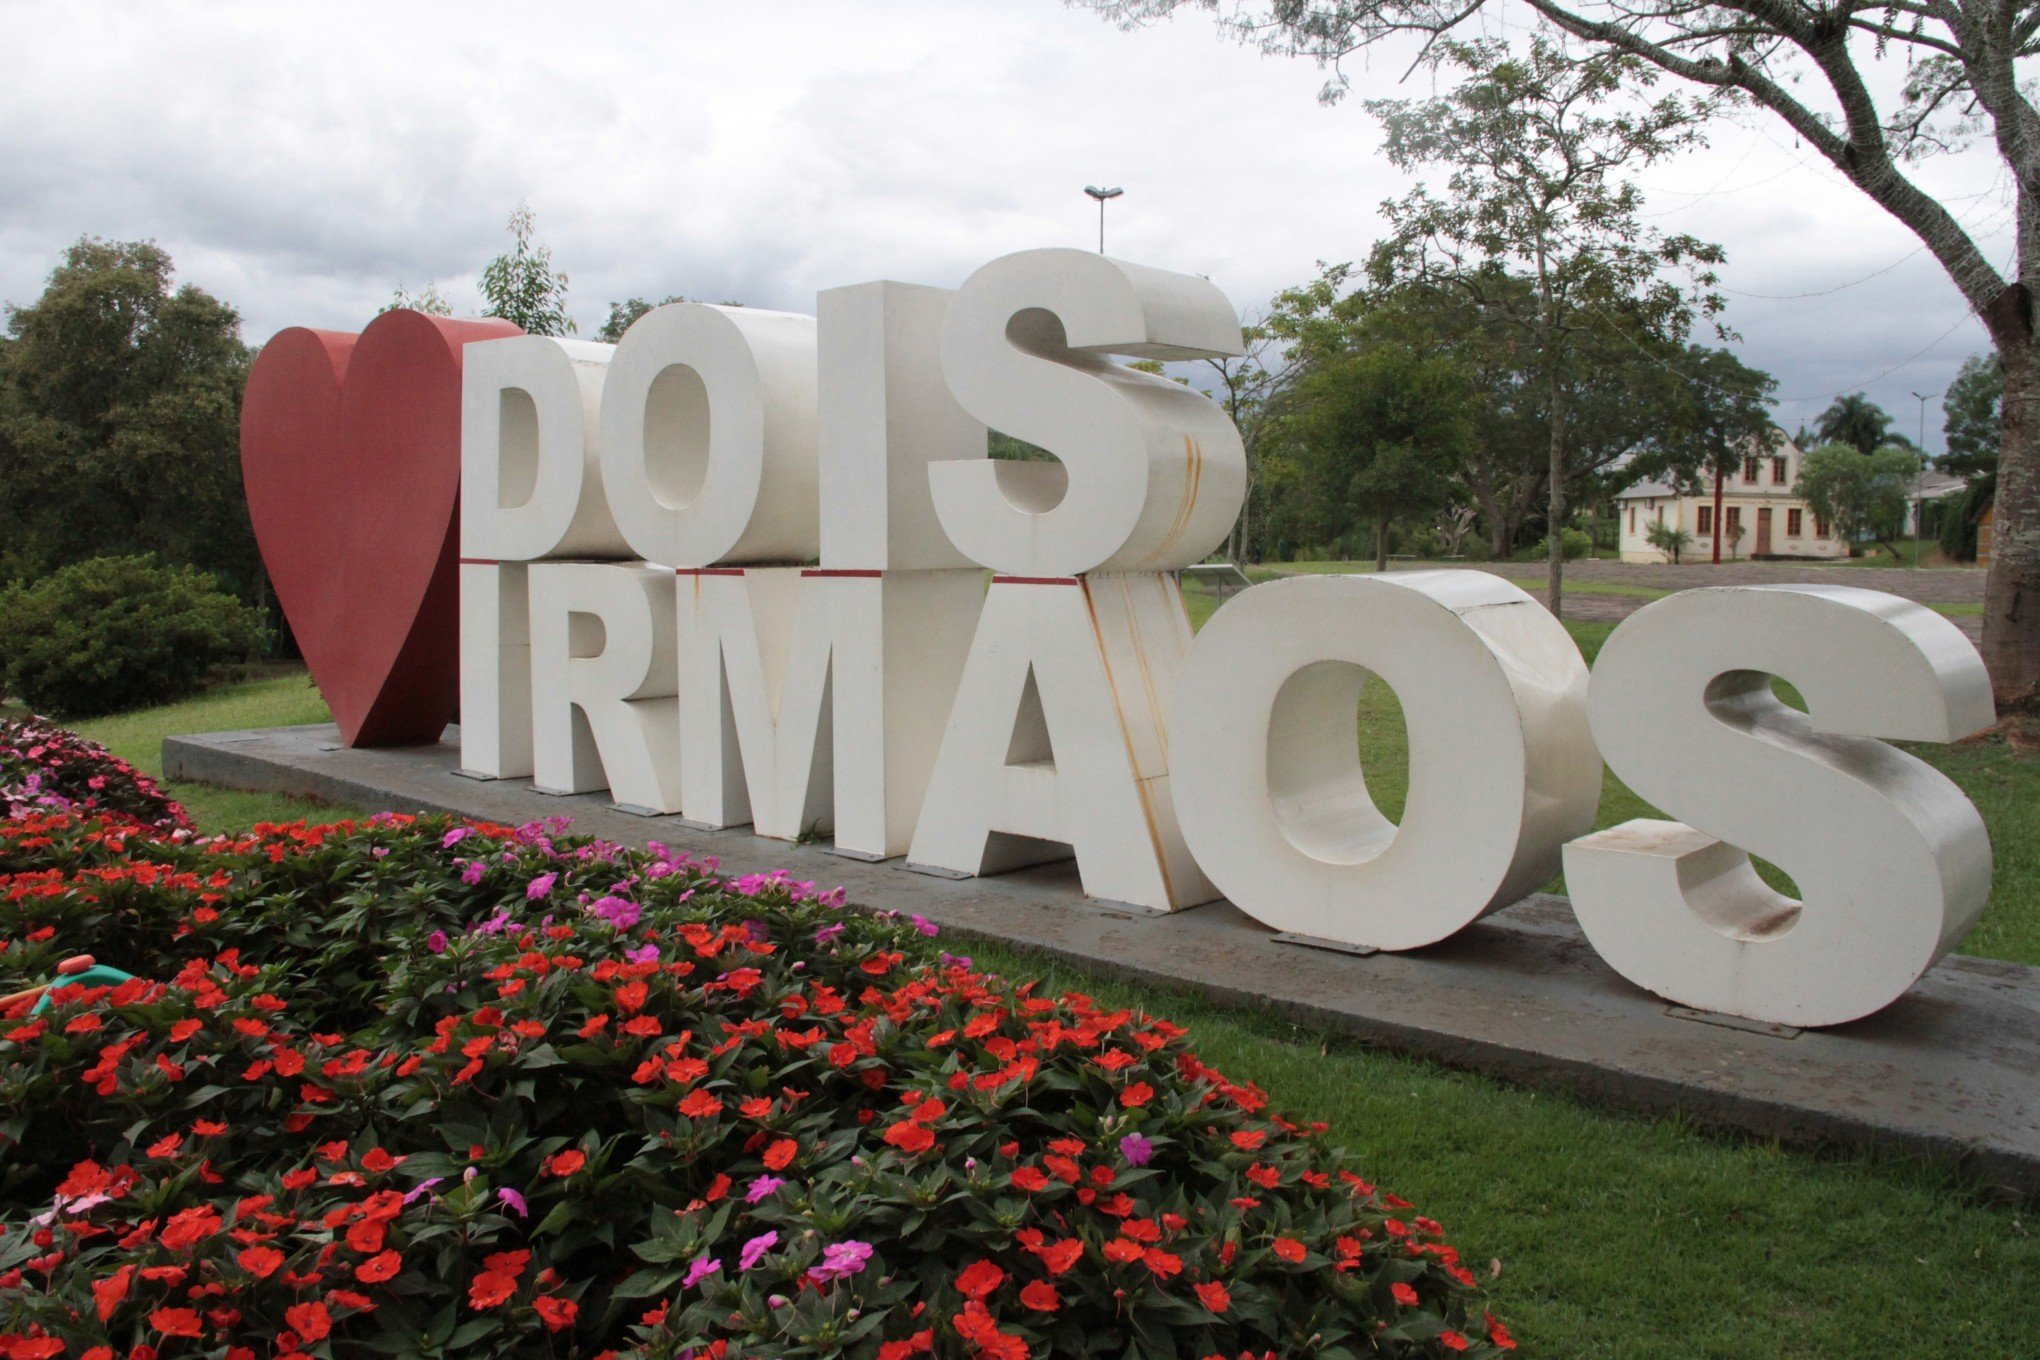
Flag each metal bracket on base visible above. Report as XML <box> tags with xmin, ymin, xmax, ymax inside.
<box><xmin>1666</xmin><ymin>1006</ymin><xmax>1802</xmax><ymax>1040</ymax></box>
<box><xmin>451</xmin><ymin>769</ymin><xmax>503</xmax><ymax>782</ymax></box>
<box><xmin>1087</xmin><ymin>897</ymin><xmax>1169</xmax><ymax>920</ymax></box>
<box><xmin>673</xmin><ymin>818</ymin><xmax>732</xmax><ymax>832</ymax></box>
<box><xmin>1272</xmin><ymin>932</ymin><xmax>1381</xmax><ymax>959</ymax></box>
<box><xmin>528</xmin><ymin>786</ymin><xmax>579</xmax><ymax>798</ymax></box>
<box><xmin>611</xmin><ymin>803</ymin><xmax>677</xmax><ymax>819</ymax></box>
<box><xmin>826</xmin><ymin>845</ymin><xmax>894</xmax><ymax>863</ymax></box>
<box><xmin>315</xmin><ymin>743</ymin><xmax>344</xmax><ymax>753</ymax></box>
<box><xmin>900</xmin><ymin>861</ymin><xmax>974</xmax><ymax>881</ymax></box>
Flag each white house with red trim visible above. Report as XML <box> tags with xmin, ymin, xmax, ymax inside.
<box><xmin>1614</xmin><ymin>435</ymin><xmax>1850</xmax><ymax>563</ymax></box>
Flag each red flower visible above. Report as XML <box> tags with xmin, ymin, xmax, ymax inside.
<box><xmin>1037</xmin><ymin>1239</ymin><xmax>1084</xmax><ymax>1275</ymax></box>
<box><xmin>1486</xmin><ymin>1313</ymin><xmax>1518</xmax><ymax>1351</ymax></box>
<box><xmin>533</xmin><ymin>1295</ymin><xmax>578</xmax><ymax>1331</ymax></box>
<box><xmin>883</xmin><ymin>1121</ymin><xmax>935</xmax><ymax>1155</ymax></box>
<box><xmin>91</xmin><ymin>1264</ymin><xmax>134</xmax><ymax>1322</ymax></box>
<box><xmin>361</xmin><ymin>1147</ymin><xmax>400</xmax><ymax>1173</ymax></box>
<box><xmin>954</xmin><ymin>1259</ymin><xmax>1005</xmax><ymax>1300</ymax></box>
<box><xmin>1391</xmin><ymin>1282</ymin><xmax>1419</xmax><ymax>1307</ymax></box>
<box><xmin>1010</xmin><ymin>1166</ymin><xmax>1049</xmax><ymax>1193</ymax></box>
<box><xmin>1230</xmin><ymin>1129</ymin><xmax>1266</xmax><ymax>1151</ymax></box>
<box><xmin>877</xmin><ymin>1330</ymin><xmax>935</xmax><ymax>1360</ymax></box>
<box><xmin>679</xmin><ymin>1089</ymin><xmax>723</xmax><ymax>1119</ymax></box>
<box><xmin>150</xmin><ymin>1307</ymin><xmax>204</xmax><ymax>1338</ymax></box>
<box><xmin>763</xmin><ymin>1138</ymin><xmax>797</xmax><ymax>1170</ymax></box>
<box><xmin>285</xmin><ymin>1301</ymin><xmax>331</xmax><ymax>1343</ymax></box>
<box><xmin>1194</xmin><ymin>1280</ymin><xmax>1230</xmax><ymax>1314</ymax></box>
<box><xmin>1119</xmin><ymin>1081</ymin><xmax>1154</xmax><ymax>1108</ymax></box>
<box><xmin>469</xmin><ymin>1270</ymin><xmax>518</xmax><ymax>1310</ymax></box>
<box><xmin>1272</xmin><ymin>1237</ymin><xmax>1306</xmax><ymax>1264</ymax></box>
<box><xmin>1019</xmin><ymin>1279</ymin><xmax>1060</xmax><ymax>1312</ymax></box>
<box><xmin>1440</xmin><ymin>1333</ymin><xmax>1469</xmax><ymax>1353</ymax></box>
<box><xmin>543</xmin><ymin>1149</ymin><xmax>586</xmax><ymax>1177</ymax></box>
<box><xmin>237</xmin><ymin>1246</ymin><xmax>285</xmax><ymax>1279</ymax></box>
<box><xmin>356</xmin><ymin>1251</ymin><xmax>402</xmax><ymax>1284</ymax></box>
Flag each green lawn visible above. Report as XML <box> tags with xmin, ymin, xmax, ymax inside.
<box><xmin>21</xmin><ymin>636</ymin><xmax>2040</xmax><ymax>1355</ymax></box>
<box><xmin>71</xmin><ymin>667</ymin><xmax>357</xmax><ymax>830</ymax></box>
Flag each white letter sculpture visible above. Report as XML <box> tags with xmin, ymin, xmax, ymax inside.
<box><xmin>1170</xmin><ymin>572</ymin><xmax>1602</xmax><ymax>950</ymax></box>
<box><xmin>528</xmin><ymin>562</ymin><xmax>683</xmax><ymax>814</ymax></box>
<box><xmin>909</xmin><ymin>249</ymin><xmax>1247</xmax><ymax>912</ymax></box>
<box><xmin>1563</xmin><ymin>585</ymin><xmax>1995</xmax><ymax>1028</ymax></box>
<box><xmin>599</xmin><ymin>303</ymin><xmax>819</xmax><ymax>568</ymax></box>
<box><xmin>459</xmin><ymin>336</ymin><xmax>625</xmax><ymax>779</ymax></box>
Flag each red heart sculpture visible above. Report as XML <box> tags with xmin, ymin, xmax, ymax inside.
<box><xmin>241</xmin><ymin>310</ymin><xmax>521</xmax><ymax>747</ymax></box>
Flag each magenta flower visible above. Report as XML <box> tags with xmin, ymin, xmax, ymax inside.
<box><xmin>807</xmin><ymin>1239</ymin><xmax>874</xmax><ymax>1283</ymax></box>
<box><xmin>526</xmin><ymin>872</ymin><xmax>558</xmax><ymax>900</ymax></box>
<box><xmin>815</xmin><ymin>923</ymin><xmax>846</xmax><ymax>945</ymax></box>
<box><xmin>911</xmin><ymin>914</ymin><xmax>939</xmax><ymax>937</ymax></box>
<box><xmin>591</xmin><ymin>895</ymin><xmax>642</xmax><ymax>930</ymax></box>
<box><xmin>682</xmin><ymin>1253</ymin><xmax>721</xmax><ymax>1290</ymax></box>
<box><xmin>459</xmin><ymin>860</ymin><xmax>485</xmax><ymax>886</ymax></box>
<box><xmin>442</xmin><ymin>827</ymin><xmax>472</xmax><ymax>849</ymax></box>
<box><xmin>1120</xmin><ymin>1132</ymin><xmax>1154</xmax><ymax>1167</ymax></box>
<box><xmin>497</xmin><ymin>1187</ymin><xmax>528</xmax><ymax>1217</ymax></box>
<box><xmin>738</xmin><ymin>1231</ymin><xmax>778</xmax><ymax>1271</ymax></box>
<box><xmin>426</xmin><ymin>930</ymin><xmax>448</xmax><ymax>955</ymax></box>
<box><xmin>744</xmin><ymin>1174</ymin><xmax>784</xmax><ymax>1204</ymax></box>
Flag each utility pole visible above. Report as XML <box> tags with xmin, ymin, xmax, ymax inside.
<box><xmin>1911</xmin><ymin>390</ymin><xmax>1938</xmax><ymax>570</ymax></box>
<box><xmin>1084</xmin><ymin>185</ymin><xmax>1123</xmax><ymax>253</ymax></box>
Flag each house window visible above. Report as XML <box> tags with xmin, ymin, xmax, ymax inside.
<box><xmin>1627</xmin><ymin>506</ymin><xmax>1635</xmax><ymax>535</ymax></box>
<box><xmin>1697</xmin><ymin>505</ymin><xmax>1713</xmax><ymax>535</ymax></box>
<box><xmin>1772</xmin><ymin>456</ymin><xmax>1788</xmax><ymax>485</ymax></box>
<box><xmin>1813</xmin><ymin>515</ymin><xmax>1828</xmax><ymax>539</ymax></box>
<box><xmin>1655</xmin><ymin>505</ymin><xmax>1664</xmax><ymax>525</ymax></box>
<box><xmin>1742</xmin><ymin>456</ymin><xmax>1759</xmax><ymax>482</ymax></box>
<box><xmin>1726</xmin><ymin>507</ymin><xmax>1742</xmax><ymax>541</ymax></box>
<box><xmin>1787</xmin><ymin>508</ymin><xmax>1803</xmax><ymax>537</ymax></box>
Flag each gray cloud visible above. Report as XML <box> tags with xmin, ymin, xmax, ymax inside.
<box><xmin>0</xmin><ymin>0</ymin><xmax>2006</xmax><ymax>454</ymax></box>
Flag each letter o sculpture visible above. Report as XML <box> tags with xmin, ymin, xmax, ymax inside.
<box><xmin>1171</xmin><ymin>571</ymin><xmax>1601</xmax><ymax>951</ymax></box>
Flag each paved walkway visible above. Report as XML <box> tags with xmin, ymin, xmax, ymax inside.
<box><xmin>166</xmin><ymin>723</ymin><xmax>2040</xmax><ymax>1196</ymax></box>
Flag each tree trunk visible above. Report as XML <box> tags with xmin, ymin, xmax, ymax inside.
<box><xmin>1984</xmin><ymin>332</ymin><xmax>2040</xmax><ymax>709</ymax></box>
<box><xmin>1376</xmin><ymin>511</ymin><xmax>1390</xmax><ymax>573</ymax></box>
<box><xmin>1711</xmin><ymin>464</ymin><xmax>1724</xmax><ymax>565</ymax></box>
<box><xmin>1547</xmin><ymin>377</ymin><xmax>1567</xmax><ymax>617</ymax></box>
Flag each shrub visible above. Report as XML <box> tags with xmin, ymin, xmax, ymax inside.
<box><xmin>0</xmin><ymin>802</ymin><xmax>1518</xmax><ymax>1358</ymax></box>
<box><xmin>0</xmin><ymin>555</ymin><xmax>265</xmax><ymax>719</ymax></box>
<box><xmin>0</xmin><ymin>716</ymin><xmax>189</xmax><ymax>831</ymax></box>
<box><xmin>1539</xmin><ymin>528</ymin><xmax>1593</xmax><ymax>562</ymax></box>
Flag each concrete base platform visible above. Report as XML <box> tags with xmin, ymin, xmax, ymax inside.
<box><xmin>165</xmin><ymin>724</ymin><xmax>2040</xmax><ymax>1196</ymax></box>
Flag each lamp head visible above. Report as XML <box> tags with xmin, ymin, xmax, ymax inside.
<box><xmin>1084</xmin><ymin>185</ymin><xmax>1125</xmax><ymax>202</ymax></box>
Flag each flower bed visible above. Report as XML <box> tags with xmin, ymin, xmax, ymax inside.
<box><xmin>0</xmin><ymin>773</ymin><xmax>1515</xmax><ymax>1355</ymax></box>
<box><xmin>0</xmin><ymin>720</ymin><xmax>188</xmax><ymax>834</ymax></box>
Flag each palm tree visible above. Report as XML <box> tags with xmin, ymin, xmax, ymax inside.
<box><xmin>1812</xmin><ymin>393</ymin><xmax>1899</xmax><ymax>455</ymax></box>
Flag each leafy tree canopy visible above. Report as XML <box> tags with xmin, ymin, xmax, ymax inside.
<box><xmin>0</xmin><ymin>238</ymin><xmax>258</xmax><ymax>598</ymax></box>
<box><xmin>1812</xmin><ymin>392</ymin><xmax>1903</xmax><ymax>456</ymax></box>
<box><xmin>1795</xmin><ymin>442</ymin><xmax>1920</xmax><ymax>552</ymax></box>
<box><xmin>1942</xmin><ymin>354</ymin><xmax>2001</xmax><ymax>481</ymax></box>
<box><xmin>480</xmin><ymin>204</ymin><xmax>573</xmax><ymax>337</ymax></box>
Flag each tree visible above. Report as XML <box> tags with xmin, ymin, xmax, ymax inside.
<box><xmin>381</xmin><ymin>284</ymin><xmax>452</xmax><ymax>317</ymax></box>
<box><xmin>1280</xmin><ymin>340</ymin><xmax>1475</xmax><ymax>571</ymax></box>
<box><xmin>1088</xmin><ymin>1</ymin><xmax>2040</xmax><ymax>704</ymax></box>
<box><xmin>1942</xmin><ymin>353</ymin><xmax>2001</xmax><ymax>479</ymax></box>
<box><xmin>1797</xmin><ymin>442</ymin><xmax>1921</xmax><ymax>555</ymax></box>
<box><xmin>1635</xmin><ymin>344</ymin><xmax>1778</xmax><ymax>563</ymax></box>
<box><xmin>0</xmin><ymin>238</ymin><xmax>259</xmax><ymax>600</ymax></box>
<box><xmin>1812</xmin><ymin>392</ymin><xmax>1902</xmax><ymax>455</ymax></box>
<box><xmin>480</xmin><ymin>204</ymin><xmax>573</xmax><ymax>337</ymax></box>
<box><xmin>1195</xmin><ymin>311</ymin><xmax>1300</xmax><ymax>562</ymax></box>
<box><xmin>1364</xmin><ymin>36</ymin><xmax>1722</xmax><ymax>615</ymax></box>
<box><xmin>596</xmin><ymin>295</ymin><xmax>688</xmax><ymax>345</ymax></box>
<box><xmin>1645</xmin><ymin>518</ymin><xmax>1694</xmax><ymax>563</ymax></box>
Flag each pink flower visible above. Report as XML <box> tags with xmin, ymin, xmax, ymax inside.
<box><xmin>738</xmin><ymin>1231</ymin><xmax>778</xmax><ymax>1271</ymax></box>
<box><xmin>1120</xmin><ymin>1132</ymin><xmax>1154</xmax><ymax>1166</ymax></box>
<box><xmin>460</xmin><ymin>860</ymin><xmax>485</xmax><ymax>885</ymax></box>
<box><xmin>807</xmin><ymin>1240</ymin><xmax>873</xmax><ymax>1283</ymax></box>
<box><xmin>526</xmin><ymin>872</ymin><xmax>558</xmax><ymax>900</ymax></box>
<box><xmin>497</xmin><ymin>1187</ymin><xmax>528</xmax><ymax>1217</ymax></box>
<box><xmin>745</xmin><ymin>1175</ymin><xmax>785</xmax><ymax>1203</ymax></box>
<box><xmin>683</xmin><ymin>1253</ymin><xmax>721</xmax><ymax>1290</ymax></box>
<box><xmin>426</xmin><ymin>931</ymin><xmax>448</xmax><ymax>954</ymax></box>
<box><xmin>443</xmin><ymin>827</ymin><xmax>472</xmax><ymax>848</ymax></box>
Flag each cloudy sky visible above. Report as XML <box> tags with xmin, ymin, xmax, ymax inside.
<box><xmin>0</xmin><ymin>0</ymin><xmax>2012</xmax><ymax>453</ymax></box>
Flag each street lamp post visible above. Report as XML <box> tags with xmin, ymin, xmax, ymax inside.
<box><xmin>1084</xmin><ymin>185</ymin><xmax>1123</xmax><ymax>254</ymax></box>
<box><xmin>1911</xmin><ymin>389</ymin><xmax>1939</xmax><ymax>570</ymax></box>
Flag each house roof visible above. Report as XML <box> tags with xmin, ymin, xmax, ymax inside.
<box><xmin>1613</xmin><ymin>476</ymin><xmax>1680</xmax><ymax>500</ymax></box>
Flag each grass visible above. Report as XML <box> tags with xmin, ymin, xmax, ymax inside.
<box><xmin>70</xmin><ymin>667</ymin><xmax>358</xmax><ymax>831</ymax></box>
<box><xmin>965</xmin><ymin>941</ymin><xmax>2040</xmax><ymax>1359</ymax></box>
